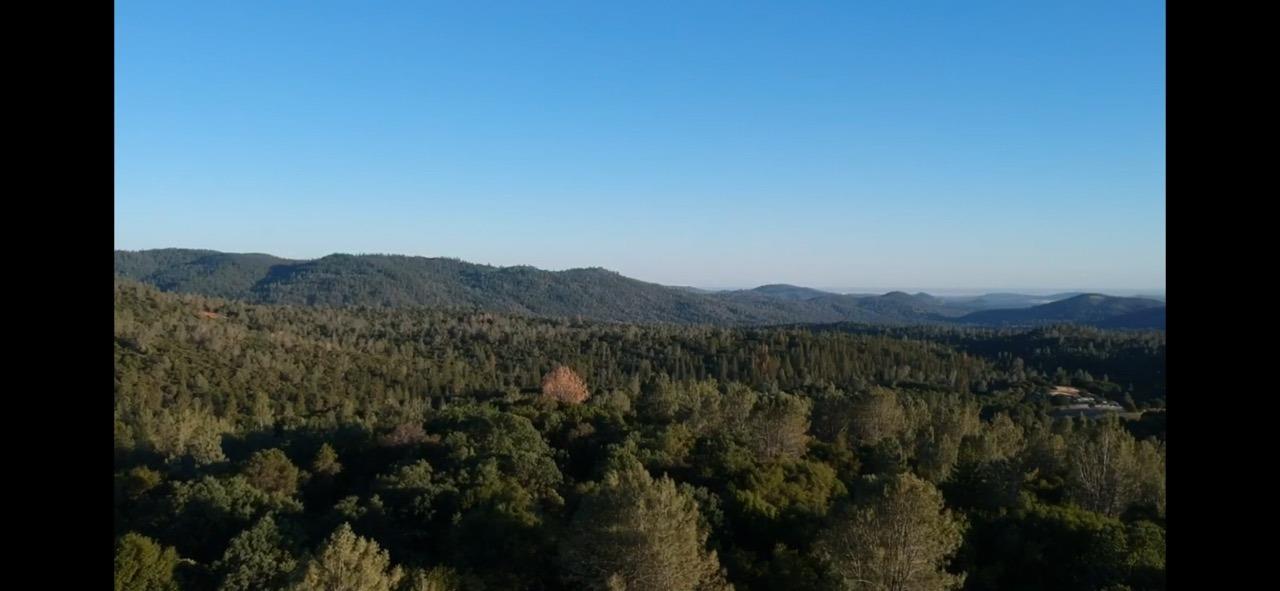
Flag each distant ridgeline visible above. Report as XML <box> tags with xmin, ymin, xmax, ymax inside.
<box><xmin>114</xmin><ymin>249</ymin><xmax>1165</xmax><ymax>329</ymax></box>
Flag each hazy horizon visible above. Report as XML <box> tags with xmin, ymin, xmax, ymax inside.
<box><xmin>116</xmin><ymin>2</ymin><xmax>1163</xmax><ymax>290</ymax></box>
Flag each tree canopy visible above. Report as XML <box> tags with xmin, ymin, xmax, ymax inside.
<box><xmin>114</xmin><ymin>280</ymin><xmax>1165</xmax><ymax>590</ymax></box>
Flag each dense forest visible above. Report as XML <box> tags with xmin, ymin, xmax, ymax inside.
<box><xmin>115</xmin><ymin>279</ymin><xmax>1166</xmax><ymax>591</ymax></box>
<box><xmin>115</xmin><ymin>249</ymin><xmax>1166</xmax><ymax>328</ymax></box>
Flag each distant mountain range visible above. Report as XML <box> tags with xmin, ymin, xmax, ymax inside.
<box><xmin>957</xmin><ymin>293</ymin><xmax>1166</xmax><ymax>328</ymax></box>
<box><xmin>114</xmin><ymin>249</ymin><xmax>1165</xmax><ymax>329</ymax></box>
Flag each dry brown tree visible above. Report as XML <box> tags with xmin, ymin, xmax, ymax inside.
<box><xmin>541</xmin><ymin>365</ymin><xmax>591</xmax><ymax>404</ymax></box>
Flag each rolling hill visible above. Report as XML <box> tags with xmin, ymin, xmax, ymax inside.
<box><xmin>957</xmin><ymin>294</ymin><xmax>1166</xmax><ymax>327</ymax></box>
<box><xmin>115</xmin><ymin>249</ymin><xmax>1165</xmax><ymax>328</ymax></box>
<box><xmin>939</xmin><ymin>292</ymin><xmax>1081</xmax><ymax>311</ymax></box>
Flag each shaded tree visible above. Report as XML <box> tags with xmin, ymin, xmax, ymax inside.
<box><xmin>164</xmin><ymin>475</ymin><xmax>302</xmax><ymax>563</ymax></box>
<box><xmin>118</xmin><ymin>466</ymin><xmax>164</xmax><ymax>501</ymax></box>
<box><xmin>1131</xmin><ymin>439</ymin><xmax>1166</xmax><ymax>519</ymax></box>
<box><xmin>213</xmin><ymin>515</ymin><xmax>298</xmax><ymax>591</ymax></box>
<box><xmin>242</xmin><ymin>448</ymin><xmax>302</xmax><ymax>498</ymax></box>
<box><xmin>312</xmin><ymin>443</ymin><xmax>343</xmax><ymax>477</ymax></box>
<box><xmin>559</xmin><ymin>455</ymin><xmax>731</xmax><ymax>590</ymax></box>
<box><xmin>908</xmin><ymin>396</ymin><xmax>981</xmax><ymax>483</ymax></box>
<box><xmin>747</xmin><ymin>393</ymin><xmax>812</xmax><ymax>463</ymax></box>
<box><xmin>139</xmin><ymin>404</ymin><xmax>230</xmax><ymax>466</ymax></box>
<box><xmin>815</xmin><ymin>473</ymin><xmax>965</xmax><ymax>591</ymax></box>
<box><xmin>1065</xmin><ymin>417</ymin><xmax>1162</xmax><ymax>517</ymax></box>
<box><xmin>960</xmin><ymin>500</ymin><xmax>1157</xmax><ymax>591</ymax></box>
<box><xmin>400</xmin><ymin>567</ymin><xmax>461</xmax><ymax>591</ymax></box>
<box><xmin>849</xmin><ymin>388</ymin><xmax>906</xmax><ymax>446</ymax></box>
<box><xmin>379</xmin><ymin>423</ymin><xmax>434</xmax><ymax>448</ymax></box>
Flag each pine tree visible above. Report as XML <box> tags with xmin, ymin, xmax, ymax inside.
<box><xmin>311</xmin><ymin>443</ymin><xmax>343</xmax><ymax>477</ymax></box>
<box><xmin>292</xmin><ymin>523</ymin><xmax>404</xmax><ymax>591</ymax></box>
<box><xmin>559</xmin><ymin>455</ymin><xmax>731</xmax><ymax>590</ymax></box>
<box><xmin>214</xmin><ymin>516</ymin><xmax>298</xmax><ymax>591</ymax></box>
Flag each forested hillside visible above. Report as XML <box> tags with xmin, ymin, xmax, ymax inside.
<box><xmin>114</xmin><ymin>279</ymin><xmax>1166</xmax><ymax>591</ymax></box>
<box><xmin>115</xmin><ymin>249</ymin><xmax>1166</xmax><ymax>328</ymax></box>
<box><xmin>958</xmin><ymin>294</ymin><xmax>1166</xmax><ymax>327</ymax></box>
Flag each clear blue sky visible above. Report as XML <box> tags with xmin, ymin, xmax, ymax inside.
<box><xmin>116</xmin><ymin>1</ymin><xmax>1164</xmax><ymax>291</ymax></box>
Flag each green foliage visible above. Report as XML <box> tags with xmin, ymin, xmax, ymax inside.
<box><xmin>400</xmin><ymin>567</ymin><xmax>461</xmax><ymax>591</ymax></box>
<box><xmin>746</xmin><ymin>393</ymin><xmax>812</xmax><ymax>463</ymax></box>
<box><xmin>906</xmin><ymin>394</ymin><xmax>982</xmax><ymax>483</ymax></box>
<box><xmin>213</xmin><ymin>515</ymin><xmax>299</xmax><ymax>591</ymax></box>
<box><xmin>960</xmin><ymin>500</ymin><xmax>1163</xmax><ymax>591</ymax></box>
<box><xmin>1124</xmin><ymin>521</ymin><xmax>1166</xmax><ymax>590</ymax></box>
<box><xmin>115</xmin><ymin>532</ymin><xmax>180</xmax><ymax>591</ymax></box>
<box><xmin>848</xmin><ymin>387</ymin><xmax>907</xmax><ymax>446</ymax></box>
<box><xmin>242</xmin><ymin>448</ymin><xmax>303</xmax><ymax>497</ymax></box>
<box><xmin>1065</xmin><ymin>416</ymin><xmax>1164</xmax><ymax>517</ymax></box>
<box><xmin>815</xmin><ymin>473</ymin><xmax>966</xmax><ymax>591</ymax></box>
<box><xmin>118</xmin><ymin>466</ymin><xmax>165</xmax><ymax>500</ymax></box>
<box><xmin>959</xmin><ymin>295</ymin><xmax>1164</xmax><ymax>328</ymax></box>
<box><xmin>431</xmin><ymin>404</ymin><xmax>565</xmax><ymax>507</ymax></box>
<box><xmin>115</xmin><ymin>250</ymin><xmax>1165</xmax><ymax>329</ymax></box>
<box><xmin>731</xmin><ymin>459</ymin><xmax>846</xmax><ymax>522</ymax></box>
<box><xmin>113</xmin><ymin>281</ymin><xmax>1165</xmax><ymax>591</ymax></box>
<box><xmin>164</xmin><ymin>475</ymin><xmax>303</xmax><ymax>562</ymax></box>
<box><xmin>729</xmin><ymin>458</ymin><xmax>848</xmax><ymax>552</ymax></box>
<box><xmin>942</xmin><ymin>457</ymin><xmax>1033</xmax><ymax>513</ymax></box>
<box><xmin>959</xmin><ymin>412</ymin><xmax>1024</xmax><ymax>465</ymax></box>
<box><xmin>131</xmin><ymin>404</ymin><xmax>230</xmax><ymax>466</ymax></box>
<box><xmin>311</xmin><ymin>443</ymin><xmax>343</xmax><ymax>476</ymax></box>
<box><xmin>559</xmin><ymin>454</ymin><xmax>731</xmax><ymax>590</ymax></box>
<box><xmin>293</xmin><ymin>523</ymin><xmax>404</xmax><ymax>591</ymax></box>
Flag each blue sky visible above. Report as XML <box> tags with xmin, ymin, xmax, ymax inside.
<box><xmin>116</xmin><ymin>1</ymin><xmax>1164</xmax><ymax>291</ymax></box>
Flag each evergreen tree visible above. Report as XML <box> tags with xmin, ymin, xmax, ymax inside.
<box><xmin>213</xmin><ymin>515</ymin><xmax>298</xmax><ymax>591</ymax></box>
<box><xmin>242</xmin><ymin>448</ymin><xmax>302</xmax><ymax>498</ymax></box>
<box><xmin>559</xmin><ymin>455</ymin><xmax>731</xmax><ymax>591</ymax></box>
<box><xmin>293</xmin><ymin>523</ymin><xmax>404</xmax><ymax>591</ymax></box>
<box><xmin>311</xmin><ymin>443</ymin><xmax>343</xmax><ymax>477</ymax></box>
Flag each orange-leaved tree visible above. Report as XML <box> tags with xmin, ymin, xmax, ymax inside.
<box><xmin>541</xmin><ymin>365</ymin><xmax>590</xmax><ymax>404</ymax></box>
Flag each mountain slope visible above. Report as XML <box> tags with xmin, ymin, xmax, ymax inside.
<box><xmin>740</xmin><ymin>284</ymin><xmax>835</xmax><ymax>301</ymax></box>
<box><xmin>940</xmin><ymin>292</ymin><xmax>1079</xmax><ymax>312</ymax></box>
<box><xmin>958</xmin><ymin>294</ymin><xmax>1165</xmax><ymax>328</ymax></box>
<box><xmin>115</xmin><ymin>249</ymin><xmax>1164</xmax><ymax>328</ymax></box>
<box><xmin>1095</xmin><ymin>306</ymin><xmax>1167</xmax><ymax>329</ymax></box>
<box><xmin>116</xmin><ymin>249</ymin><xmax>951</xmax><ymax>325</ymax></box>
<box><xmin>117</xmin><ymin>250</ymin><xmax>783</xmax><ymax>324</ymax></box>
<box><xmin>115</xmin><ymin>249</ymin><xmax>296</xmax><ymax>300</ymax></box>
